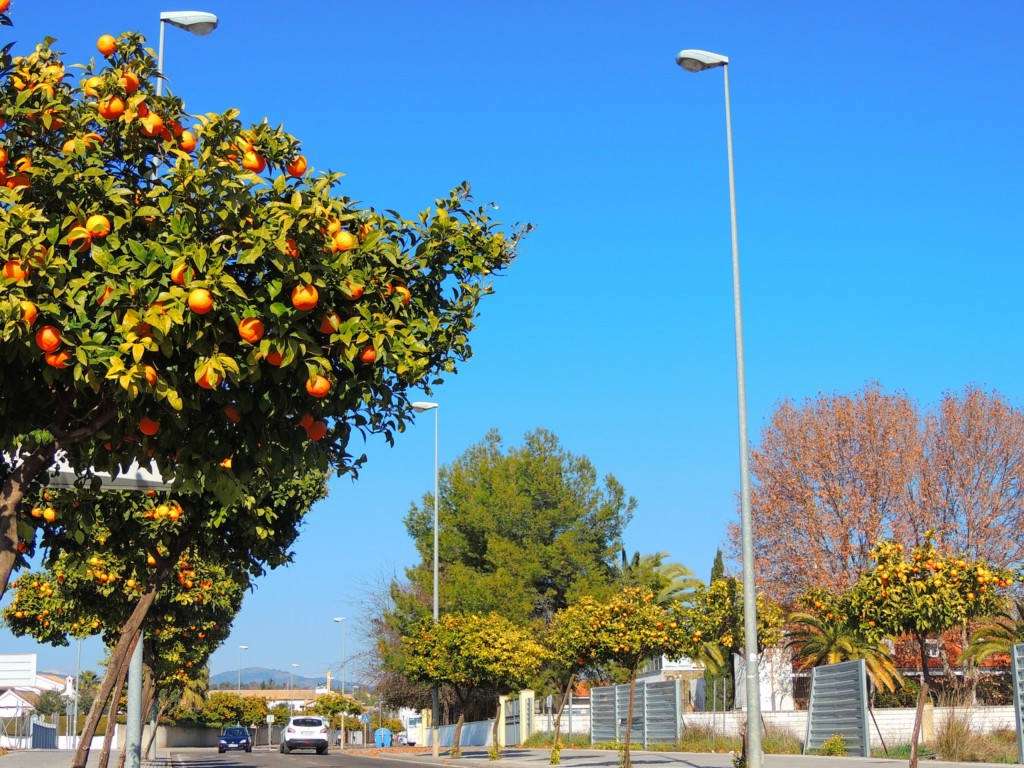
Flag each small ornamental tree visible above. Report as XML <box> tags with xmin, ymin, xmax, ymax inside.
<box><xmin>0</xmin><ymin>23</ymin><xmax>527</xmax><ymax>602</ymax></box>
<box><xmin>571</xmin><ymin>588</ymin><xmax>696</xmax><ymax>768</ymax></box>
<box><xmin>400</xmin><ymin>612</ymin><xmax>548</xmax><ymax>758</ymax></box>
<box><xmin>848</xmin><ymin>537</ymin><xmax>1015</xmax><ymax>690</ymax></box>
<box><xmin>548</xmin><ymin>600</ymin><xmax>610</xmax><ymax>764</ymax></box>
<box><xmin>684</xmin><ymin>577</ymin><xmax>785</xmax><ymax>711</ymax></box>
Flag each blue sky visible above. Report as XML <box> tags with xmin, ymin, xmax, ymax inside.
<box><xmin>2</xmin><ymin>1</ymin><xmax>1022</xmax><ymax>683</ymax></box>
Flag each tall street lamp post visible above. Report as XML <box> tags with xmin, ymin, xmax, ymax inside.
<box><xmin>237</xmin><ymin>645</ymin><xmax>248</xmax><ymax>695</ymax></box>
<box><xmin>411</xmin><ymin>401</ymin><xmax>439</xmax><ymax>758</ymax></box>
<box><xmin>289</xmin><ymin>663</ymin><xmax>299</xmax><ymax>707</ymax></box>
<box><xmin>333</xmin><ymin>617</ymin><xmax>346</xmax><ymax>751</ymax></box>
<box><xmin>676</xmin><ymin>48</ymin><xmax>763</xmax><ymax>768</ymax></box>
<box><xmin>121</xmin><ymin>15</ymin><xmax>219</xmax><ymax>768</ymax></box>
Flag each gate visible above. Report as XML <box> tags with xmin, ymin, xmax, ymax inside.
<box><xmin>504</xmin><ymin>697</ymin><xmax>521</xmax><ymax>745</ymax></box>
<box><xmin>31</xmin><ymin>719</ymin><xmax>57</xmax><ymax>749</ymax></box>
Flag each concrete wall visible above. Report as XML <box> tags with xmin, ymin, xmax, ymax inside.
<box><xmin>681</xmin><ymin>705</ymin><xmax>1017</xmax><ymax>746</ymax></box>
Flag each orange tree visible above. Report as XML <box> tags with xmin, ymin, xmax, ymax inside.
<box><xmin>848</xmin><ymin>537</ymin><xmax>1015</xmax><ymax>690</ymax></box>
<box><xmin>400</xmin><ymin>612</ymin><xmax>548</xmax><ymax>758</ymax></box>
<box><xmin>683</xmin><ymin>577</ymin><xmax>785</xmax><ymax>710</ymax></box>
<box><xmin>562</xmin><ymin>587</ymin><xmax>696</xmax><ymax>768</ymax></box>
<box><xmin>0</xmin><ymin>24</ymin><xmax>526</xmax><ymax>597</ymax></box>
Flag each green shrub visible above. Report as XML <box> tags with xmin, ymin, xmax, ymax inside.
<box><xmin>815</xmin><ymin>733</ymin><xmax>846</xmax><ymax>756</ymax></box>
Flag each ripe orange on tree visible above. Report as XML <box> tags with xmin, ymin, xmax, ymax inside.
<box><xmin>45</xmin><ymin>349</ymin><xmax>71</xmax><ymax>369</ymax></box>
<box><xmin>119</xmin><ymin>70</ymin><xmax>140</xmax><ymax>94</ymax></box>
<box><xmin>21</xmin><ymin>301</ymin><xmax>37</xmax><ymax>326</ymax></box>
<box><xmin>97</xmin><ymin>96</ymin><xmax>125</xmax><ymax>120</ymax></box>
<box><xmin>391</xmin><ymin>284</ymin><xmax>411</xmax><ymax>305</ymax></box>
<box><xmin>298</xmin><ymin>413</ymin><xmax>315</xmax><ymax>429</ymax></box>
<box><xmin>139</xmin><ymin>416</ymin><xmax>160</xmax><ymax>436</ymax></box>
<box><xmin>83</xmin><ymin>76</ymin><xmax>103</xmax><ymax>97</ymax></box>
<box><xmin>237</xmin><ymin>317</ymin><xmax>265</xmax><ymax>344</ymax></box>
<box><xmin>170</xmin><ymin>263</ymin><xmax>189</xmax><ymax>285</ymax></box>
<box><xmin>343</xmin><ymin>281</ymin><xmax>364</xmax><ymax>301</ymax></box>
<box><xmin>291</xmin><ymin>284</ymin><xmax>318</xmax><ymax>311</ymax></box>
<box><xmin>222</xmin><ymin>404</ymin><xmax>241</xmax><ymax>423</ymax></box>
<box><xmin>0</xmin><ymin>1</ymin><xmax>10</xmax><ymax>14</ymax></box>
<box><xmin>241</xmin><ymin>151</ymin><xmax>266</xmax><ymax>173</ymax></box>
<box><xmin>196</xmin><ymin>361</ymin><xmax>222</xmax><ymax>389</ymax></box>
<box><xmin>143</xmin><ymin>365</ymin><xmax>158</xmax><ymax>385</ymax></box>
<box><xmin>284</xmin><ymin>238</ymin><xmax>300</xmax><ymax>258</ymax></box>
<box><xmin>264</xmin><ymin>350</ymin><xmax>284</xmax><ymax>367</ymax></box>
<box><xmin>359</xmin><ymin>345</ymin><xmax>377</xmax><ymax>363</ymax></box>
<box><xmin>306</xmin><ymin>420</ymin><xmax>328</xmax><ymax>441</ymax></box>
<box><xmin>187</xmin><ymin>288</ymin><xmax>213</xmax><ymax>314</ymax></box>
<box><xmin>286</xmin><ymin>155</ymin><xmax>307</xmax><ymax>177</ymax></box>
<box><xmin>140</xmin><ymin>112</ymin><xmax>164</xmax><ymax>137</ymax></box>
<box><xmin>42</xmin><ymin>508</ymin><xmax>56</xmax><ymax>523</ymax></box>
<box><xmin>66</xmin><ymin>226</ymin><xmax>92</xmax><ymax>252</ymax></box>
<box><xmin>332</xmin><ymin>231</ymin><xmax>356</xmax><ymax>253</ymax></box>
<box><xmin>97</xmin><ymin>35</ymin><xmax>117</xmax><ymax>56</ymax></box>
<box><xmin>178</xmin><ymin>130</ymin><xmax>196</xmax><ymax>152</ymax></box>
<box><xmin>319</xmin><ymin>312</ymin><xmax>340</xmax><ymax>334</ymax></box>
<box><xmin>35</xmin><ymin>325</ymin><xmax>61</xmax><ymax>352</ymax></box>
<box><xmin>305</xmin><ymin>375</ymin><xmax>331</xmax><ymax>398</ymax></box>
<box><xmin>2</xmin><ymin>260</ymin><xmax>27</xmax><ymax>280</ymax></box>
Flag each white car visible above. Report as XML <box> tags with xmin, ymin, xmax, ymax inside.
<box><xmin>280</xmin><ymin>715</ymin><xmax>330</xmax><ymax>755</ymax></box>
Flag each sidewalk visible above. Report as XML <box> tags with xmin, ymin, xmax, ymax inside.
<box><xmin>388</xmin><ymin>747</ymin><xmax>1017</xmax><ymax>768</ymax></box>
<box><xmin>0</xmin><ymin>746</ymin><xmax>1017</xmax><ymax>768</ymax></box>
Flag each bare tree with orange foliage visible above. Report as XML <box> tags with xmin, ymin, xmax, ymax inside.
<box><xmin>740</xmin><ymin>384</ymin><xmax>1024</xmax><ymax>605</ymax></box>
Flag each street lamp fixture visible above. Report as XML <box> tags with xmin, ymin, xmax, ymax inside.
<box><xmin>411</xmin><ymin>400</ymin><xmax>440</xmax><ymax>758</ymax></box>
<box><xmin>156</xmin><ymin>10</ymin><xmax>219</xmax><ymax>97</ymax></box>
<box><xmin>675</xmin><ymin>49</ymin><xmax>729</xmax><ymax>72</ymax></box>
<box><xmin>676</xmin><ymin>48</ymin><xmax>763</xmax><ymax>768</ymax></box>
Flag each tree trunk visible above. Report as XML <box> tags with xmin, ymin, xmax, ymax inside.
<box><xmin>97</xmin><ymin>653</ymin><xmax>133</xmax><ymax>768</ymax></box>
<box><xmin>491</xmin><ymin>701</ymin><xmax>501</xmax><ymax>759</ymax></box>
<box><xmin>140</xmin><ymin>658</ymin><xmax>157</xmax><ymax>759</ymax></box>
<box><xmin>451</xmin><ymin>712</ymin><xmax>465</xmax><ymax>758</ymax></box>
<box><xmin>550</xmin><ymin>673</ymin><xmax>575</xmax><ymax>762</ymax></box>
<box><xmin>909</xmin><ymin>682</ymin><xmax>929</xmax><ymax>768</ymax></box>
<box><xmin>917</xmin><ymin>633</ymin><xmax>933</xmax><ymax>690</ymax></box>
<box><xmin>0</xmin><ymin>445</ymin><xmax>57</xmax><ymax>597</ymax></box>
<box><xmin>73</xmin><ymin>558</ymin><xmax>176</xmax><ymax>768</ymax></box>
<box><xmin>623</xmin><ymin>666</ymin><xmax>637</xmax><ymax>768</ymax></box>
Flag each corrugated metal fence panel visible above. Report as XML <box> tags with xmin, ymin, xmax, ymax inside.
<box><xmin>803</xmin><ymin>659</ymin><xmax>870</xmax><ymax>757</ymax></box>
<box><xmin>505</xmin><ymin>698</ymin><xmax>521</xmax><ymax>746</ymax></box>
<box><xmin>590</xmin><ymin>680</ymin><xmax>680</xmax><ymax>746</ymax></box>
<box><xmin>1012</xmin><ymin>643</ymin><xmax>1024</xmax><ymax>765</ymax></box>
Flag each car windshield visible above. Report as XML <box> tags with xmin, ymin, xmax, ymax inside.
<box><xmin>224</xmin><ymin>728</ymin><xmax>247</xmax><ymax>737</ymax></box>
<box><xmin>292</xmin><ymin>718</ymin><xmax>324</xmax><ymax>727</ymax></box>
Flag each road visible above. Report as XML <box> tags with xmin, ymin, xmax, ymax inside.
<box><xmin>1</xmin><ymin>745</ymin><xmax>1018</xmax><ymax>768</ymax></box>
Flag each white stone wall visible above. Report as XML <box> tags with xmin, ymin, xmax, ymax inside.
<box><xmin>681</xmin><ymin>705</ymin><xmax>1017</xmax><ymax>746</ymax></box>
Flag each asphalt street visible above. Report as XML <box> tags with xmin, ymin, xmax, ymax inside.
<box><xmin>0</xmin><ymin>746</ymin><xmax>1018</xmax><ymax>768</ymax></box>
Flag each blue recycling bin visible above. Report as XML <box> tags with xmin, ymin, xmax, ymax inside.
<box><xmin>374</xmin><ymin>727</ymin><xmax>393</xmax><ymax>748</ymax></box>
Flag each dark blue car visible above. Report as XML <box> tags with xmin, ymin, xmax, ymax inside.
<box><xmin>219</xmin><ymin>727</ymin><xmax>252</xmax><ymax>753</ymax></box>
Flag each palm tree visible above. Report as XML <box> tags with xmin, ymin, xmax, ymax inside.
<box><xmin>787</xmin><ymin>611</ymin><xmax>903</xmax><ymax>694</ymax></box>
<box><xmin>963</xmin><ymin>599</ymin><xmax>1024</xmax><ymax>664</ymax></box>
<box><xmin>617</xmin><ymin>548</ymin><xmax>701</xmax><ymax>607</ymax></box>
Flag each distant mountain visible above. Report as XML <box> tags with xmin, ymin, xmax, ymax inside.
<box><xmin>210</xmin><ymin>666</ymin><xmax>326</xmax><ymax>689</ymax></box>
